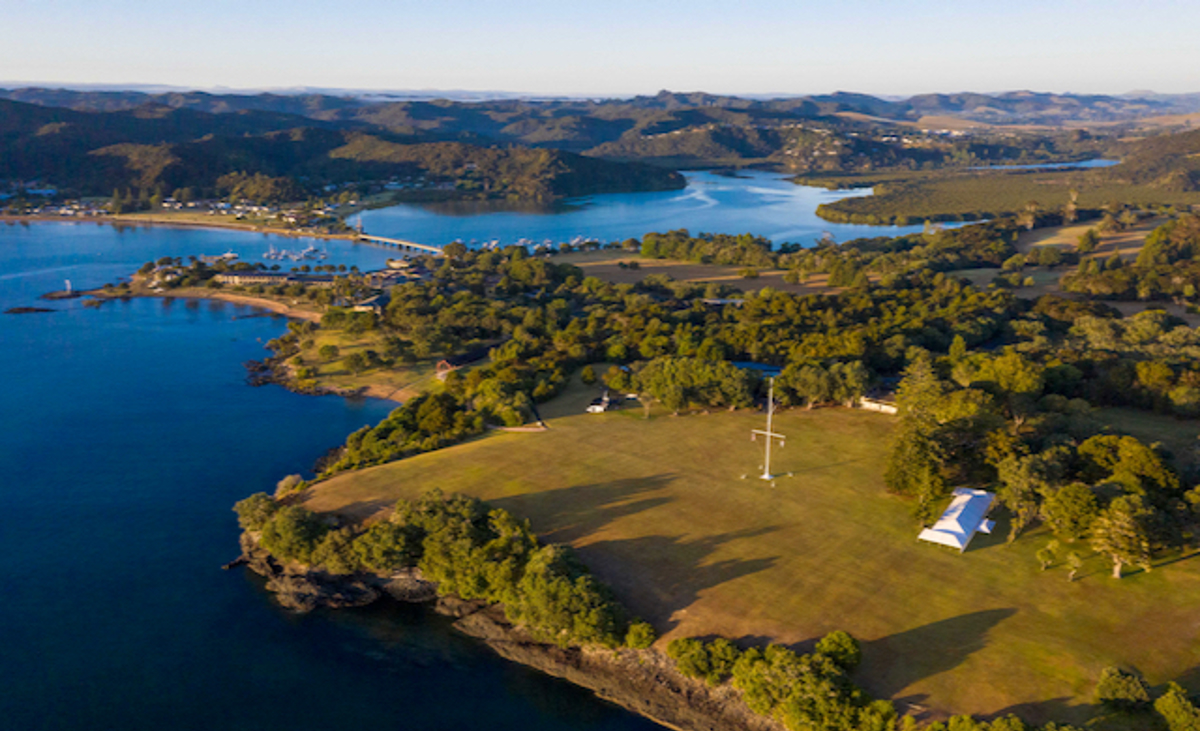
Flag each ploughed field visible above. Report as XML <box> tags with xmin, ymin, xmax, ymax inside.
<box><xmin>301</xmin><ymin>383</ymin><xmax>1200</xmax><ymax>724</ymax></box>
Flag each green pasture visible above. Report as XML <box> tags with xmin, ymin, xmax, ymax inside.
<box><xmin>300</xmin><ymin>377</ymin><xmax>1200</xmax><ymax>726</ymax></box>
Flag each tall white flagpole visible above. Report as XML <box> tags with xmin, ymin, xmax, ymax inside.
<box><xmin>752</xmin><ymin>377</ymin><xmax>785</xmax><ymax>480</ymax></box>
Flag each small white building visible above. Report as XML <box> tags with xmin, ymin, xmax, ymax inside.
<box><xmin>918</xmin><ymin>488</ymin><xmax>996</xmax><ymax>552</ymax></box>
<box><xmin>857</xmin><ymin>397</ymin><xmax>898</xmax><ymax>415</ymax></box>
<box><xmin>586</xmin><ymin>390</ymin><xmax>613</xmax><ymax>414</ymax></box>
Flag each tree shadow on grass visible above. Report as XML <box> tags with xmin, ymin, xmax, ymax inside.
<box><xmin>577</xmin><ymin>528</ymin><xmax>781</xmax><ymax>633</ymax></box>
<box><xmin>859</xmin><ymin>608</ymin><xmax>1018</xmax><ymax>701</ymax></box>
<box><xmin>489</xmin><ymin>475</ymin><xmax>783</xmax><ymax>632</ymax></box>
<box><xmin>311</xmin><ymin>497</ymin><xmax>395</xmax><ymax>524</ymax></box>
<box><xmin>990</xmin><ymin>697</ymin><xmax>1091</xmax><ymax>728</ymax></box>
<box><xmin>489</xmin><ymin>473</ymin><xmax>679</xmax><ymax>545</ymax></box>
<box><xmin>1175</xmin><ymin>665</ymin><xmax>1200</xmax><ymax>693</ymax></box>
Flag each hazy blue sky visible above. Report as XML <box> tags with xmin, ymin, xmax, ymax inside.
<box><xmin>3</xmin><ymin>0</ymin><xmax>1198</xmax><ymax>96</ymax></box>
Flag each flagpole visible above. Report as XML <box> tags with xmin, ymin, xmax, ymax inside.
<box><xmin>752</xmin><ymin>377</ymin><xmax>785</xmax><ymax>481</ymax></box>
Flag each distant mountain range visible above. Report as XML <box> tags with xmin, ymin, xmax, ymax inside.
<box><xmin>4</xmin><ymin>87</ymin><xmax>1200</xmax><ymax>127</ymax></box>
<box><xmin>3</xmin><ymin>86</ymin><xmax>1199</xmax><ymax>202</ymax></box>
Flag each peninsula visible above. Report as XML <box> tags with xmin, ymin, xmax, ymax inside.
<box><xmin>68</xmin><ymin>211</ymin><xmax>1200</xmax><ymax>731</ymax></box>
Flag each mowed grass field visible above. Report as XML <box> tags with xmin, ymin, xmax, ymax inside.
<box><xmin>554</xmin><ymin>249</ymin><xmax>864</xmax><ymax>296</ymax></box>
<box><xmin>299</xmin><ymin>382</ymin><xmax>1200</xmax><ymax>725</ymax></box>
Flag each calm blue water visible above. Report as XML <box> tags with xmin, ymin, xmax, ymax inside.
<box><xmin>351</xmin><ymin>170</ymin><xmax>933</xmax><ymax>248</ymax></box>
<box><xmin>0</xmin><ymin>222</ymin><xmax>659</xmax><ymax>731</ymax></box>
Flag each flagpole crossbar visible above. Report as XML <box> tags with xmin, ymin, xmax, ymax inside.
<box><xmin>752</xmin><ymin>377</ymin><xmax>786</xmax><ymax>480</ymax></box>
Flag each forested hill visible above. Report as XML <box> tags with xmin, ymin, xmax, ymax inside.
<box><xmin>1101</xmin><ymin>127</ymin><xmax>1200</xmax><ymax>192</ymax></box>
<box><xmin>8</xmin><ymin>86</ymin><xmax>1200</xmax><ymax>173</ymax></box>
<box><xmin>0</xmin><ymin>98</ymin><xmax>683</xmax><ymax>200</ymax></box>
<box><xmin>6</xmin><ymin>87</ymin><xmax>1200</xmax><ymax>126</ymax></box>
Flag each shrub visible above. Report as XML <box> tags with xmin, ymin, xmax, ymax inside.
<box><xmin>1155</xmin><ymin>682</ymin><xmax>1200</xmax><ymax>731</ymax></box>
<box><xmin>666</xmin><ymin>637</ymin><xmax>741</xmax><ymax>686</ymax></box>
<box><xmin>259</xmin><ymin>506</ymin><xmax>328</xmax><ymax>564</ymax></box>
<box><xmin>352</xmin><ymin>521</ymin><xmax>420</xmax><ymax>572</ymax></box>
<box><xmin>311</xmin><ymin>527</ymin><xmax>361</xmax><ymax>575</ymax></box>
<box><xmin>625</xmin><ymin>621</ymin><xmax>657</xmax><ymax>649</ymax></box>
<box><xmin>667</xmin><ymin>638</ymin><xmax>710</xmax><ymax>680</ymax></box>
<box><xmin>1095</xmin><ymin>666</ymin><xmax>1151</xmax><ymax>710</ymax></box>
<box><xmin>275</xmin><ymin>474</ymin><xmax>304</xmax><ymax>495</ymax></box>
<box><xmin>815</xmin><ymin>630</ymin><xmax>862</xmax><ymax>671</ymax></box>
<box><xmin>233</xmin><ymin>492</ymin><xmax>279</xmax><ymax>531</ymax></box>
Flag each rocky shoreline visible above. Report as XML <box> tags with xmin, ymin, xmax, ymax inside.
<box><xmin>243</xmin><ymin>357</ymin><xmax>395</xmax><ymax>403</ymax></box>
<box><xmin>231</xmin><ymin>533</ymin><xmax>784</xmax><ymax>731</ymax></box>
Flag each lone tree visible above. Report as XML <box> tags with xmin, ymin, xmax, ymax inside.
<box><xmin>1066</xmin><ymin>551</ymin><xmax>1083</xmax><ymax>581</ymax></box>
<box><xmin>1077</xmin><ymin>227</ymin><xmax>1100</xmax><ymax>254</ymax></box>
<box><xmin>1063</xmin><ymin>189</ymin><xmax>1080</xmax><ymax>224</ymax></box>
<box><xmin>344</xmin><ymin>351</ymin><xmax>368</xmax><ymax>374</ymax></box>
<box><xmin>1036</xmin><ymin>540</ymin><xmax>1059</xmax><ymax>571</ymax></box>
<box><xmin>1090</xmin><ymin>495</ymin><xmax>1152</xmax><ymax>578</ymax></box>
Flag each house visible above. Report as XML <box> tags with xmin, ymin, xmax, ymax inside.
<box><xmin>350</xmin><ymin>293</ymin><xmax>390</xmax><ymax>315</ymax></box>
<box><xmin>586</xmin><ymin>390</ymin><xmax>614</xmax><ymax>413</ymax></box>
<box><xmin>435</xmin><ymin>344</ymin><xmax>495</xmax><ymax>379</ymax></box>
<box><xmin>857</xmin><ymin>396</ymin><xmax>898</xmax><ymax>415</ymax></box>
<box><xmin>918</xmin><ymin>488</ymin><xmax>996</xmax><ymax>552</ymax></box>
<box><xmin>857</xmin><ymin>387</ymin><xmax>898</xmax><ymax>415</ymax></box>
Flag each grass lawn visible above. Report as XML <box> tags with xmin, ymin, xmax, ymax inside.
<box><xmin>1015</xmin><ymin>216</ymin><xmax>1164</xmax><ymax>260</ymax></box>
<box><xmin>1095</xmin><ymin>407</ymin><xmax>1200</xmax><ymax>468</ymax></box>
<box><xmin>553</xmin><ymin>250</ymin><xmax>862</xmax><ymax>296</ymax></box>
<box><xmin>294</xmin><ymin>329</ymin><xmax>439</xmax><ymax>402</ymax></box>
<box><xmin>298</xmin><ymin>375</ymin><xmax>1200</xmax><ymax>726</ymax></box>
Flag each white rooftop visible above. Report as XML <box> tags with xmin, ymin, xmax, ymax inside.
<box><xmin>918</xmin><ymin>488</ymin><xmax>995</xmax><ymax>552</ymax></box>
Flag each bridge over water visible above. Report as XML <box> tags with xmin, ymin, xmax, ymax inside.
<box><xmin>356</xmin><ymin>234</ymin><xmax>443</xmax><ymax>255</ymax></box>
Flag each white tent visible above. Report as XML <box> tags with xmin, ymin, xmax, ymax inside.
<box><xmin>917</xmin><ymin>488</ymin><xmax>996</xmax><ymax>552</ymax></box>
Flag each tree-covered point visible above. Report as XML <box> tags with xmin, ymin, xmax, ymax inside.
<box><xmin>234</xmin><ymin>489</ymin><xmax>644</xmax><ymax>649</ymax></box>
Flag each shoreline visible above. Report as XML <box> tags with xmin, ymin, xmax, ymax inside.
<box><xmin>84</xmin><ymin>287</ymin><xmax>409</xmax><ymax>404</ymax></box>
<box><xmin>0</xmin><ymin>213</ymin><xmax>358</xmax><ymax>242</ymax></box>
<box><xmin>87</xmin><ymin>287</ymin><xmax>325</xmax><ymax>323</ymax></box>
<box><xmin>236</xmin><ymin>532</ymin><xmax>783</xmax><ymax>731</ymax></box>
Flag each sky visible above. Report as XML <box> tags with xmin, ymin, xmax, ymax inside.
<box><xmin>3</xmin><ymin>0</ymin><xmax>1199</xmax><ymax>97</ymax></box>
